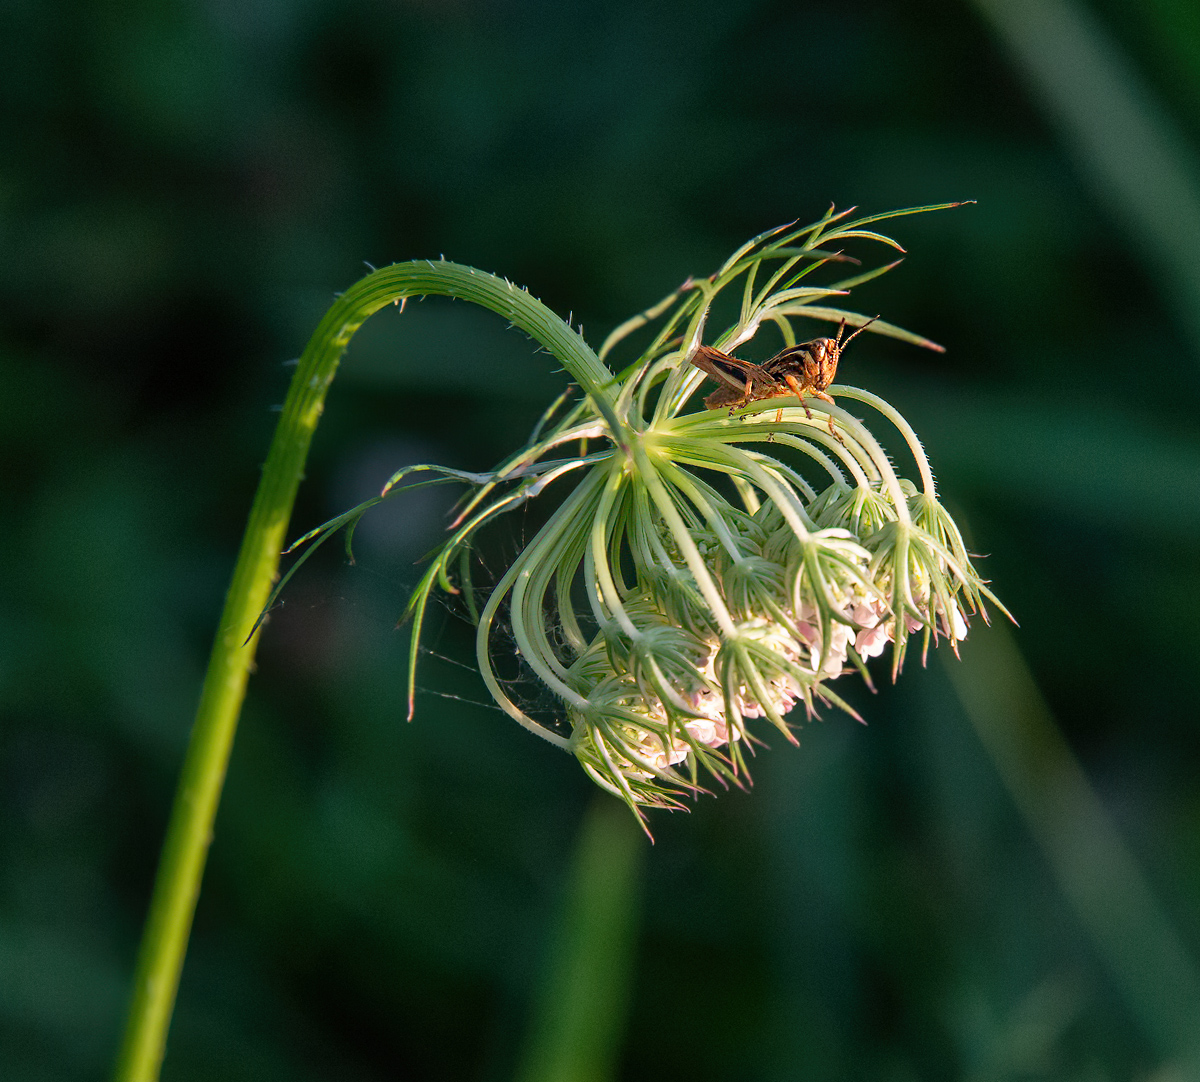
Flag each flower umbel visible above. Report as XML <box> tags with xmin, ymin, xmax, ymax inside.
<box><xmin>281</xmin><ymin>204</ymin><xmax>1010</xmax><ymax>828</ymax></box>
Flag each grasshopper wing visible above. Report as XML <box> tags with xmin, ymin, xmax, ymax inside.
<box><xmin>689</xmin><ymin>345</ymin><xmax>773</xmax><ymax>408</ymax></box>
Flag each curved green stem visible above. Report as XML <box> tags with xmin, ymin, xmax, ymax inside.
<box><xmin>112</xmin><ymin>261</ymin><xmax>609</xmax><ymax>1082</ymax></box>
<box><xmin>832</xmin><ymin>385</ymin><xmax>938</xmax><ymax>496</ymax></box>
<box><xmin>632</xmin><ymin>440</ymin><xmax>738</xmax><ymax>638</ymax></box>
<box><xmin>588</xmin><ymin>464</ymin><xmax>640</xmax><ymax>637</ymax></box>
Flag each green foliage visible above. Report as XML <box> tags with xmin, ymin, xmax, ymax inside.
<box><xmin>4</xmin><ymin>0</ymin><xmax>1200</xmax><ymax>1080</ymax></box>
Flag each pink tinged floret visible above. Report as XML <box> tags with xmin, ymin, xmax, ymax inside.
<box><xmin>797</xmin><ymin>620</ymin><xmax>852</xmax><ymax>676</ymax></box>
<box><xmin>770</xmin><ymin>675</ymin><xmax>804</xmax><ymax>713</ymax></box>
<box><xmin>738</xmin><ymin>669</ymin><xmax>803</xmax><ymax>719</ymax></box>
<box><xmin>824</xmin><ymin>624</ymin><xmax>854</xmax><ymax>675</ymax></box>
<box><xmin>634</xmin><ymin>729</ymin><xmax>690</xmax><ymax>769</ymax></box>
<box><xmin>682</xmin><ymin>690</ymin><xmax>734</xmax><ymax>746</ymax></box>
<box><xmin>855</xmin><ymin>623</ymin><xmax>890</xmax><ymax>658</ymax></box>
<box><xmin>658</xmin><ymin>739</ymin><xmax>690</xmax><ymax>768</ymax></box>
<box><xmin>790</xmin><ymin>602</ymin><xmax>848</xmax><ymax>675</ymax></box>
<box><xmin>851</xmin><ymin>602</ymin><xmax>889</xmax><ymax>659</ymax></box>
<box><xmin>685</xmin><ymin>716</ymin><xmax>728</xmax><ymax>747</ymax></box>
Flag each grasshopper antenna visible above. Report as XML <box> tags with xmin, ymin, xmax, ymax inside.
<box><xmin>840</xmin><ymin>314</ymin><xmax>880</xmax><ymax>348</ymax></box>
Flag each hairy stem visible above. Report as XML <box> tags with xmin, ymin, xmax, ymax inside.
<box><xmin>112</xmin><ymin>261</ymin><xmax>608</xmax><ymax>1082</ymax></box>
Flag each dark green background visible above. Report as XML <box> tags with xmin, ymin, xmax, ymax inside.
<box><xmin>4</xmin><ymin>0</ymin><xmax>1200</xmax><ymax>1078</ymax></box>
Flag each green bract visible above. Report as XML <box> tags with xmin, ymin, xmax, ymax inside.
<box><xmin>279</xmin><ymin>204</ymin><xmax>1009</xmax><ymax>827</ymax></box>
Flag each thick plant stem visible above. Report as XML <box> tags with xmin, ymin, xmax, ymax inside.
<box><xmin>514</xmin><ymin>796</ymin><xmax>644</xmax><ymax>1082</ymax></box>
<box><xmin>112</xmin><ymin>262</ymin><xmax>612</xmax><ymax>1082</ymax></box>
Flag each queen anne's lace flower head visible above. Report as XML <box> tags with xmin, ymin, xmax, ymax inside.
<box><xmin>293</xmin><ymin>205</ymin><xmax>1010</xmax><ymax>831</ymax></box>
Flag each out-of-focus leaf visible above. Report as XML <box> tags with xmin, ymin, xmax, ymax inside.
<box><xmin>971</xmin><ymin>0</ymin><xmax>1200</xmax><ymax>360</ymax></box>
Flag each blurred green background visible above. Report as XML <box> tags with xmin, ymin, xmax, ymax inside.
<box><xmin>4</xmin><ymin>0</ymin><xmax>1200</xmax><ymax>1078</ymax></box>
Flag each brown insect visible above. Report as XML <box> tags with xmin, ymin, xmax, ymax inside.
<box><xmin>689</xmin><ymin>317</ymin><xmax>878</xmax><ymax>436</ymax></box>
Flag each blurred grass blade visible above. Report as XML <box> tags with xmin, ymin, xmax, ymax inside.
<box><xmin>514</xmin><ymin>796</ymin><xmax>643</xmax><ymax>1082</ymax></box>
<box><xmin>970</xmin><ymin>0</ymin><xmax>1200</xmax><ymax>358</ymax></box>
<box><xmin>945</xmin><ymin>623</ymin><xmax>1200</xmax><ymax>1070</ymax></box>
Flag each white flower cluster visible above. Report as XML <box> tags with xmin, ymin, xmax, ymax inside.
<box><xmin>379</xmin><ymin>208</ymin><xmax>1010</xmax><ymax>828</ymax></box>
<box><xmin>567</xmin><ymin>479</ymin><xmax>986</xmax><ymax>816</ymax></box>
